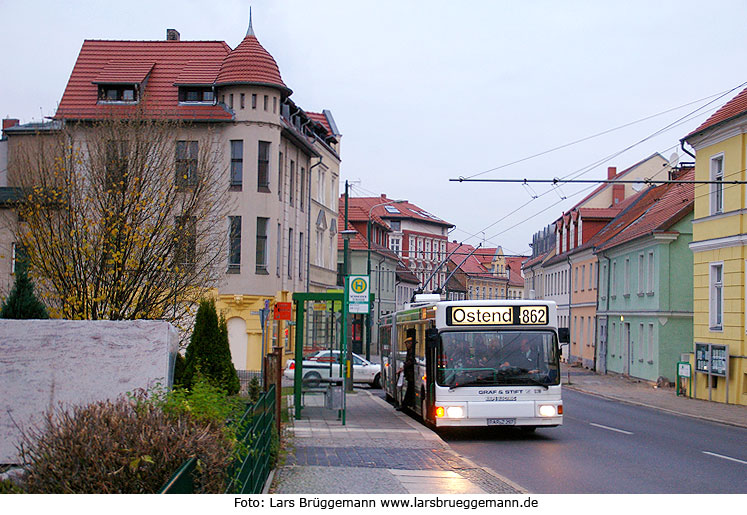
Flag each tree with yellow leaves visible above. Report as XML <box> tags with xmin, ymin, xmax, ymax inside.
<box><xmin>7</xmin><ymin>115</ymin><xmax>232</xmax><ymax>325</ymax></box>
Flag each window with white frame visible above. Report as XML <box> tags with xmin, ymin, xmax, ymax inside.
<box><xmin>711</xmin><ymin>154</ymin><xmax>724</xmax><ymax>214</ymax></box>
<box><xmin>611</xmin><ymin>261</ymin><xmax>617</xmax><ymax>297</ymax></box>
<box><xmin>624</xmin><ymin>258</ymin><xmax>630</xmax><ymax>296</ymax></box>
<box><xmin>710</xmin><ymin>263</ymin><xmax>723</xmax><ymax>330</ymax></box>
<box><xmin>638</xmin><ymin>323</ymin><xmax>644</xmax><ymax>362</ymax></box>
<box><xmin>276</xmin><ymin>223</ymin><xmax>282</xmax><ymax>276</ymax></box>
<box><xmin>581</xmin><ymin>265</ymin><xmax>586</xmax><ymax>291</ymax></box>
<box><xmin>390</xmin><ymin>236</ymin><xmax>401</xmax><ymax>256</ymax></box>
<box><xmin>601</xmin><ymin>263</ymin><xmax>607</xmax><ymax>299</ymax></box>
<box><xmin>580</xmin><ymin>317</ymin><xmax>585</xmax><ymax>346</ymax></box>
<box><xmin>228</xmin><ymin>216</ymin><xmax>241</xmax><ymax>271</ymax></box>
<box><xmin>647</xmin><ymin>251</ymin><xmax>655</xmax><ymax>293</ymax></box>
<box><xmin>287</xmin><ymin>228</ymin><xmax>293</xmax><ymax>279</ymax></box>
<box><xmin>316</xmin><ymin>228</ymin><xmax>323</xmax><ymax>266</ymax></box>
<box><xmin>648</xmin><ymin>323</ymin><xmax>654</xmax><ymax>361</ymax></box>
<box><xmin>638</xmin><ymin>253</ymin><xmax>645</xmax><ymax>295</ymax></box>
<box><xmin>255</xmin><ymin>217</ymin><xmax>268</xmax><ymax>274</ymax></box>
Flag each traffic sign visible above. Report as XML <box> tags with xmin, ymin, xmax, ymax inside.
<box><xmin>347</xmin><ymin>275</ymin><xmax>369</xmax><ymax>314</ymax></box>
<box><xmin>274</xmin><ymin>302</ymin><xmax>292</xmax><ymax>320</ymax></box>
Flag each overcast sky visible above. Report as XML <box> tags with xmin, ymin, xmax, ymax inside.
<box><xmin>3</xmin><ymin>0</ymin><xmax>747</xmax><ymax>256</ymax></box>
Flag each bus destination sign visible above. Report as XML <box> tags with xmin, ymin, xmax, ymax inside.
<box><xmin>446</xmin><ymin>305</ymin><xmax>548</xmax><ymax>326</ymax></box>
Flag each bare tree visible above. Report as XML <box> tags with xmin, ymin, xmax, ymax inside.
<box><xmin>9</xmin><ymin>115</ymin><xmax>232</xmax><ymax>326</ymax></box>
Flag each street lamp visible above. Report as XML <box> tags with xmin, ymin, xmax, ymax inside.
<box><xmin>366</xmin><ymin>199</ymin><xmax>404</xmax><ymax>360</ymax></box>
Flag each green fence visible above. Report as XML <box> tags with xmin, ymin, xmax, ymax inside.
<box><xmin>160</xmin><ymin>384</ymin><xmax>276</xmax><ymax>494</ymax></box>
<box><xmin>159</xmin><ymin>457</ymin><xmax>197</xmax><ymax>494</ymax></box>
<box><xmin>225</xmin><ymin>384</ymin><xmax>276</xmax><ymax>494</ymax></box>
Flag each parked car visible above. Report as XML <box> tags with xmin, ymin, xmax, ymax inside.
<box><xmin>284</xmin><ymin>350</ymin><xmax>381</xmax><ymax>388</ymax></box>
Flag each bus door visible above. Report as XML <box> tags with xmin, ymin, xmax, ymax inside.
<box><xmin>423</xmin><ymin>326</ymin><xmax>439</xmax><ymax>422</ymax></box>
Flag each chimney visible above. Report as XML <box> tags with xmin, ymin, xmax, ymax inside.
<box><xmin>381</xmin><ymin>193</ymin><xmax>387</xmax><ymax>199</ymax></box>
<box><xmin>607</xmin><ymin>166</ymin><xmax>617</xmax><ymax>180</ymax></box>
<box><xmin>612</xmin><ymin>184</ymin><xmax>625</xmax><ymax>205</ymax></box>
<box><xmin>2</xmin><ymin>118</ymin><xmax>19</xmax><ymax>138</ymax></box>
<box><xmin>166</xmin><ymin>29</ymin><xmax>180</xmax><ymax>41</ymax></box>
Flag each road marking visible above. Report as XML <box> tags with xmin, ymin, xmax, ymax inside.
<box><xmin>589</xmin><ymin>422</ymin><xmax>633</xmax><ymax>435</ymax></box>
<box><xmin>702</xmin><ymin>451</ymin><xmax>747</xmax><ymax>465</ymax></box>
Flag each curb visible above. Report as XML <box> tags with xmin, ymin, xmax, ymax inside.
<box><xmin>363</xmin><ymin>389</ymin><xmax>530</xmax><ymax>494</ymax></box>
<box><xmin>563</xmin><ymin>384</ymin><xmax>747</xmax><ymax>429</ymax></box>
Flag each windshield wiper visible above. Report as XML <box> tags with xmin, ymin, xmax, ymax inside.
<box><xmin>446</xmin><ymin>377</ymin><xmax>495</xmax><ymax>390</ymax></box>
<box><xmin>517</xmin><ymin>375</ymin><xmax>549</xmax><ymax>389</ymax></box>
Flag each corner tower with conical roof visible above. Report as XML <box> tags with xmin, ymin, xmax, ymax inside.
<box><xmin>215</xmin><ymin>11</ymin><xmax>291</xmax><ymax>122</ymax></box>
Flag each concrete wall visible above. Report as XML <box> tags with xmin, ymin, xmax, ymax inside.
<box><xmin>0</xmin><ymin>319</ymin><xmax>178</xmax><ymax>464</ymax></box>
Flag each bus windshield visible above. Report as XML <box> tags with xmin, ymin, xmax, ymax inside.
<box><xmin>437</xmin><ymin>330</ymin><xmax>559</xmax><ymax>388</ymax></box>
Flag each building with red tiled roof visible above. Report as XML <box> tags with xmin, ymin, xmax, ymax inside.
<box><xmin>593</xmin><ymin>167</ymin><xmax>694</xmax><ymax>383</ymax></box>
<box><xmin>444</xmin><ymin>242</ymin><xmax>524</xmax><ymax>300</ymax></box>
<box><xmin>2</xmin><ymin>16</ymin><xmax>342</xmax><ymax>374</ymax></box>
<box><xmin>681</xmin><ymin>84</ymin><xmax>747</xmax><ymax>406</ymax></box>
<box><xmin>505</xmin><ymin>256</ymin><xmax>526</xmax><ymax>299</ymax></box>
<box><xmin>684</xmin><ymin>86</ymin><xmax>747</xmax><ymax>141</ymax></box>
<box><xmin>336</xmin><ymin>195</ymin><xmax>421</xmax><ymax>354</ymax></box>
<box><xmin>522</xmin><ymin>153</ymin><xmax>675</xmax><ymax>367</ymax></box>
<box><xmin>341</xmin><ymin>195</ymin><xmax>453</xmax><ymax>293</ymax></box>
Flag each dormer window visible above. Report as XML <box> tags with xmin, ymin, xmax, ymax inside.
<box><xmin>178</xmin><ymin>86</ymin><xmax>214</xmax><ymax>103</ymax></box>
<box><xmin>98</xmin><ymin>84</ymin><xmax>138</xmax><ymax>103</ymax></box>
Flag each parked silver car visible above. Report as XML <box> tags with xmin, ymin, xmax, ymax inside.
<box><xmin>284</xmin><ymin>350</ymin><xmax>381</xmax><ymax>388</ymax></box>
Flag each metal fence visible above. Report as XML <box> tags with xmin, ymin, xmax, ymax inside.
<box><xmin>159</xmin><ymin>457</ymin><xmax>197</xmax><ymax>494</ymax></box>
<box><xmin>237</xmin><ymin>369</ymin><xmax>263</xmax><ymax>395</ymax></box>
<box><xmin>225</xmin><ymin>384</ymin><xmax>276</xmax><ymax>494</ymax></box>
<box><xmin>159</xmin><ymin>385</ymin><xmax>276</xmax><ymax>494</ymax></box>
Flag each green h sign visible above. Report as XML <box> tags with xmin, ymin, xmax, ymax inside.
<box><xmin>347</xmin><ymin>275</ymin><xmax>370</xmax><ymax>314</ymax></box>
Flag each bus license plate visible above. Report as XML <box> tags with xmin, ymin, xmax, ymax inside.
<box><xmin>487</xmin><ymin>418</ymin><xmax>516</xmax><ymax>426</ymax></box>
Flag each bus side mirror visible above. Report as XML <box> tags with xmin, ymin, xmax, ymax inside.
<box><xmin>558</xmin><ymin>328</ymin><xmax>570</xmax><ymax>344</ymax></box>
<box><xmin>426</xmin><ymin>328</ymin><xmax>440</xmax><ymax>350</ymax></box>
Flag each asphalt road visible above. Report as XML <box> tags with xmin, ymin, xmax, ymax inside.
<box><xmin>439</xmin><ymin>389</ymin><xmax>747</xmax><ymax>493</ymax></box>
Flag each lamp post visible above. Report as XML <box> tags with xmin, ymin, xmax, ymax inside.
<box><xmin>366</xmin><ymin>199</ymin><xmax>404</xmax><ymax>361</ymax></box>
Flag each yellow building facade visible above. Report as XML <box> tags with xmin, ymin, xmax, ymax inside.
<box><xmin>683</xmin><ymin>90</ymin><xmax>747</xmax><ymax>405</ymax></box>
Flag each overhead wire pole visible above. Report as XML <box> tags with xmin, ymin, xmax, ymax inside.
<box><xmin>421</xmin><ymin>242</ymin><xmax>464</xmax><ymax>294</ymax></box>
<box><xmin>442</xmin><ymin>243</ymin><xmax>482</xmax><ymax>297</ymax></box>
<box><xmin>450</xmin><ymin>178</ymin><xmax>747</xmax><ymax>185</ymax></box>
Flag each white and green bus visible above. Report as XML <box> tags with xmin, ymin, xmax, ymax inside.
<box><xmin>379</xmin><ymin>296</ymin><xmax>566</xmax><ymax>431</ymax></box>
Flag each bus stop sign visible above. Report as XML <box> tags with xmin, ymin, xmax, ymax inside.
<box><xmin>347</xmin><ymin>275</ymin><xmax>370</xmax><ymax>314</ymax></box>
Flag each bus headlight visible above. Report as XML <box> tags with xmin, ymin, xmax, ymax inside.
<box><xmin>435</xmin><ymin>405</ymin><xmax>466</xmax><ymax>419</ymax></box>
<box><xmin>538</xmin><ymin>404</ymin><xmax>557</xmax><ymax>417</ymax></box>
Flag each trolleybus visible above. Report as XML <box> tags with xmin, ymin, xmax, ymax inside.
<box><xmin>379</xmin><ymin>296</ymin><xmax>566</xmax><ymax>430</ymax></box>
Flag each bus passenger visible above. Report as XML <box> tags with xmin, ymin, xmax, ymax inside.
<box><xmin>500</xmin><ymin>337</ymin><xmax>540</xmax><ymax>374</ymax></box>
<box><xmin>397</xmin><ymin>329</ymin><xmax>416</xmax><ymax>410</ymax></box>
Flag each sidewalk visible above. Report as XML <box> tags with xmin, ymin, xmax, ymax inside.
<box><xmin>269</xmin><ymin>368</ymin><xmax>747</xmax><ymax>494</ymax></box>
<box><xmin>268</xmin><ymin>388</ymin><xmax>525</xmax><ymax>494</ymax></box>
<box><xmin>561</xmin><ymin>363</ymin><xmax>747</xmax><ymax>429</ymax></box>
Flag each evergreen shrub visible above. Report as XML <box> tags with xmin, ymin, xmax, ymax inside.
<box><xmin>0</xmin><ymin>262</ymin><xmax>49</xmax><ymax>319</ymax></box>
<box><xmin>181</xmin><ymin>299</ymin><xmax>239</xmax><ymax>394</ymax></box>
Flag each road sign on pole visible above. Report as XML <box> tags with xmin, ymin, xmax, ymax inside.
<box><xmin>347</xmin><ymin>275</ymin><xmax>370</xmax><ymax>314</ymax></box>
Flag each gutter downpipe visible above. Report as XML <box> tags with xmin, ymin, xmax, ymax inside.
<box><xmin>306</xmin><ymin>157</ymin><xmax>323</xmax><ymax>293</ymax></box>
<box><xmin>680</xmin><ymin>139</ymin><xmax>696</xmax><ymax>160</ymax></box>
